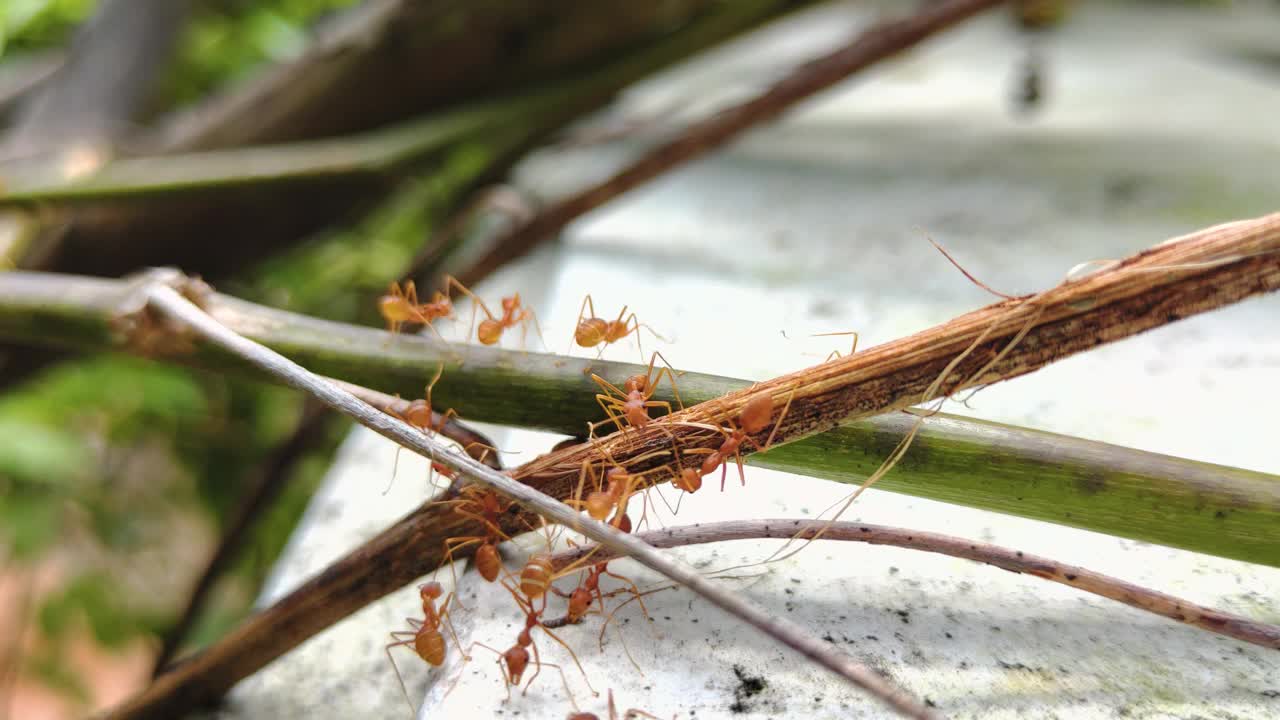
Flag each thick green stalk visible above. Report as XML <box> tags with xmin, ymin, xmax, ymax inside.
<box><xmin>0</xmin><ymin>270</ymin><xmax>1275</xmax><ymax>566</ymax></box>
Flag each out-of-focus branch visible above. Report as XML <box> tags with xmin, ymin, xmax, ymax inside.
<box><xmin>454</xmin><ymin>0</ymin><xmax>1004</xmax><ymax>288</ymax></box>
<box><xmin>2</xmin><ymin>0</ymin><xmax>189</xmax><ymax>159</ymax></box>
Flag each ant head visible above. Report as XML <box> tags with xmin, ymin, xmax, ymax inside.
<box><xmin>477</xmin><ymin>318</ymin><xmax>503</xmax><ymax>345</ymax></box>
<box><xmin>603</xmin><ymin>319</ymin><xmax>631</xmax><ymax>343</ymax></box>
<box><xmin>623</xmin><ymin>374</ymin><xmax>649</xmax><ymax>395</ymax></box>
<box><xmin>503</xmin><ymin>645</ymin><xmax>530</xmax><ymax>684</ymax></box>
<box><xmin>419</xmin><ymin>582</ymin><xmax>444</xmax><ymax>600</ymax></box>
<box><xmin>674</xmin><ymin>467</ymin><xmax>702</xmax><ymax>493</ymax></box>
<box><xmin>501</xmin><ymin>294</ymin><xmax>520</xmax><ymax>312</ymax></box>
<box><xmin>377</xmin><ymin>295</ymin><xmax>412</xmax><ymax>322</ymax></box>
<box><xmin>575</xmin><ymin>318</ymin><xmax>608</xmax><ymax>348</ymax></box>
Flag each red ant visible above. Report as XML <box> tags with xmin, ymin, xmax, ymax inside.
<box><xmin>439</xmin><ymin>486</ymin><xmax>513</xmax><ymax>586</ymax></box>
<box><xmin>378</xmin><ymin>276</ymin><xmax>473</xmax><ymax>341</ymax></box>
<box><xmin>475</xmin><ymin>292</ymin><xmax>545</xmax><ymax>348</ymax></box>
<box><xmin>383</xmin><ymin>364</ymin><xmax>462</xmax><ymax>494</ymax></box>
<box><xmin>698</xmin><ymin>392</ymin><xmax>793</xmax><ymax>491</ymax></box>
<box><xmin>591</xmin><ymin>351</ymin><xmax>683</xmax><ymax>434</ymax></box>
<box><xmin>461</xmin><ymin>555</ymin><xmax>599</xmax><ymax>704</ymax></box>
<box><xmin>570</xmin><ymin>295</ymin><xmax>667</xmax><ymax>360</ymax></box>
<box><xmin>385</xmin><ymin>582</ymin><xmax>462</xmax><ymax>714</ymax></box>
<box><xmin>567</xmin><ymin>689</ymin><xmax>663</xmax><ymax>720</ymax></box>
<box><xmin>440</xmin><ymin>282</ymin><xmax>544</xmax><ymax>350</ymax></box>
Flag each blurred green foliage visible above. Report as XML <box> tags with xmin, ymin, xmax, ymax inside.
<box><xmin>0</xmin><ymin>0</ymin><xmax>95</xmax><ymax>56</ymax></box>
<box><xmin>157</xmin><ymin>0</ymin><xmax>361</xmax><ymax>109</ymax></box>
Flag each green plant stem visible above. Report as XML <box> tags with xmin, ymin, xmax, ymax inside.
<box><xmin>0</xmin><ymin>269</ymin><xmax>1276</xmax><ymax>567</ymax></box>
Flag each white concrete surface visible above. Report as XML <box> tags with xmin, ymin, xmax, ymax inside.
<box><xmin>218</xmin><ymin>2</ymin><xmax>1280</xmax><ymax>719</ymax></box>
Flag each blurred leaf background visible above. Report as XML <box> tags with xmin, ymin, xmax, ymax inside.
<box><xmin>0</xmin><ymin>0</ymin><xmax>481</xmax><ymax>715</ymax></box>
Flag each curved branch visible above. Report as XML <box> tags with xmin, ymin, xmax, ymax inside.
<box><xmin>545</xmin><ymin>520</ymin><xmax>1280</xmax><ymax>651</ymax></box>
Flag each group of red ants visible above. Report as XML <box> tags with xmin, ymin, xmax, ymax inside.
<box><xmin>375</xmin><ymin>278</ymin><xmax>794</xmax><ymax>719</ymax></box>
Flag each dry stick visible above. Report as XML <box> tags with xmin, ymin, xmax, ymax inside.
<box><xmin>454</xmin><ymin>0</ymin><xmax>1005</xmax><ymax>287</ymax></box>
<box><xmin>547</xmin><ymin>520</ymin><xmax>1280</xmax><ymax>650</ymax></box>
<box><xmin>133</xmin><ymin>282</ymin><xmax>935</xmax><ymax>720</ymax></box>
<box><xmin>102</xmin><ymin>212</ymin><xmax>1280</xmax><ymax>720</ymax></box>
<box><xmin>510</xmin><ymin>213</ymin><xmax>1280</xmax><ymax>496</ymax></box>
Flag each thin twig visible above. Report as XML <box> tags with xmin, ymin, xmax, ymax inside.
<box><xmin>131</xmin><ymin>279</ymin><xmax>935</xmax><ymax>720</ymax></box>
<box><xmin>455</xmin><ymin>0</ymin><xmax>1004</xmax><ymax>287</ymax></box>
<box><xmin>545</xmin><ymin>520</ymin><xmax>1280</xmax><ymax>650</ymax></box>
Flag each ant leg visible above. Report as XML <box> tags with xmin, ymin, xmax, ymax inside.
<box><xmin>518</xmin><ymin>308</ymin><xmax>548</xmax><ymax>352</ymax></box>
<box><xmin>814</xmin><ymin>331</ymin><xmax>859</xmax><ymax>362</ymax></box>
<box><xmin>645</xmin><ymin>352</ymin><xmax>685</xmax><ymax>410</ymax></box>
<box><xmin>439</xmin><ymin>536</ymin><xmax>484</xmax><ymax>605</ymax></box>
<box><xmin>444</xmin><ymin>642</ymin><xmax>506</xmax><ymax>701</ymax></box>
<box><xmin>437</xmin><ymin>596</ymin><xmax>467</xmax><ymax>660</ymax></box>
<box><xmin>534</xmin><ymin>624</ymin><xmax>598</xmax><ymax>696</ymax></box>
<box><xmin>567</xmin><ymin>294</ymin><xmax>596</xmax><ymax>356</ymax></box>
<box><xmin>593</xmin><ymin>394</ymin><xmax>629</xmax><ymax>434</ymax></box>
<box><xmin>523</xmin><ymin>648</ymin><xmax>578</xmax><ymax>711</ymax></box>
<box><xmin>385</xmin><ymin>634</ymin><xmax>422</xmax><ymax>718</ymax></box>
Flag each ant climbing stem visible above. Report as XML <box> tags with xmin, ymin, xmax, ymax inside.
<box><xmin>476</xmin><ymin>292</ymin><xmax>548</xmax><ymax>350</ymax></box>
<box><xmin>590</xmin><ymin>350</ymin><xmax>684</xmax><ymax>435</ymax></box>
<box><xmin>376</xmin><ymin>280</ymin><xmax>462</xmax><ymax>352</ymax></box>
<box><xmin>382</xmin><ymin>363</ymin><xmax>461</xmax><ymax>495</ymax></box>
<box><xmin>570</xmin><ymin>294</ymin><xmax>668</xmax><ymax>362</ymax></box>
<box><xmin>385</xmin><ymin>582</ymin><xmax>464</xmax><ymax>717</ymax></box>
<box><xmin>699</xmin><ymin>390</ymin><xmax>795</xmax><ymax>491</ymax></box>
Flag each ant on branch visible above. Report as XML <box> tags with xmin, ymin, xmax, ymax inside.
<box><xmin>377</xmin><ymin>275</ymin><xmax>474</xmax><ymax>340</ymax></box>
<box><xmin>590</xmin><ymin>351</ymin><xmax>683</xmax><ymax>434</ymax></box>
<box><xmin>695</xmin><ymin>392</ymin><xmax>793</xmax><ymax>491</ymax></box>
<box><xmin>438</xmin><ymin>486</ymin><xmax>515</xmax><ymax>586</ymax></box>
<box><xmin>474</xmin><ymin>292</ymin><xmax>546</xmax><ymax>349</ymax></box>
<box><xmin>385</xmin><ymin>582</ymin><xmax>462</xmax><ymax>714</ymax></box>
<box><xmin>570</xmin><ymin>295</ymin><xmax>667</xmax><ymax>361</ymax></box>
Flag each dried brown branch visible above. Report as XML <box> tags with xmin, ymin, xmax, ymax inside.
<box><xmin>514</xmin><ymin>213</ymin><xmax>1280</xmax><ymax>495</ymax></box>
<box><xmin>454</xmin><ymin>0</ymin><xmax>1004</xmax><ymax>287</ymax></box>
<box><xmin>101</xmin><ymin>211</ymin><xmax>1280</xmax><ymax>719</ymax></box>
<box><xmin>544</xmin><ymin>520</ymin><xmax>1280</xmax><ymax>650</ymax></box>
